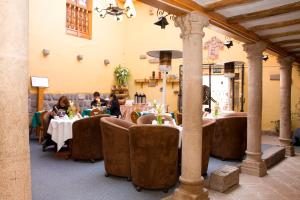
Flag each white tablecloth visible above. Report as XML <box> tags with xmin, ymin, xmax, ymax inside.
<box><xmin>47</xmin><ymin>118</ymin><xmax>78</xmax><ymax>151</ymax></box>
<box><xmin>177</xmin><ymin>126</ymin><xmax>183</xmax><ymax>148</ymax></box>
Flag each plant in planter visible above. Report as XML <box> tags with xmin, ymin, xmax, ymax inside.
<box><xmin>114</xmin><ymin>65</ymin><xmax>130</xmax><ymax>88</ymax></box>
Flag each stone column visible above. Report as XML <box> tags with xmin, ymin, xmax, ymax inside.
<box><xmin>278</xmin><ymin>56</ymin><xmax>295</xmax><ymax>156</ymax></box>
<box><xmin>0</xmin><ymin>0</ymin><xmax>32</xmax><ymax>199</ymax></box>
<box><xmin>166</xmin><ymin>12</ymin><xmax>209</xmax><ymax>200</ymax></box>
<box><xmin>241</xmin><ymin>41</ymin><xmax>267</xmax><ymax>177</ymax></box>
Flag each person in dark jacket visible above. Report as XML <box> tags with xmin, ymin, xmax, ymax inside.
<box><xmin>91</xmin><ymin>91</ymin><xmax>107</xmax><ymax>108</ymax></box>
<box><xmin>108</xmin><ymin>94</ymin><xmax>121</xmax><ymax>117</ymax></box>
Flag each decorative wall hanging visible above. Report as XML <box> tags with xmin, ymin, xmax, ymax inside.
<box><xmin>204</xmin><ymin>36</ymin><xmax>224</xmax><ymax>60</ymax></box>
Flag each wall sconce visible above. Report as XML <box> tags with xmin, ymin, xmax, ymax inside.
<box><xmin>42</xmin><ymin>49</ymin><xmax>50</xmax><ymax>56</ymax></box>
<box><xmin>154</xmin><ymin>10</ymin><xmax>175</xmax><ymax>29</ymax></box>
<box><xmin>262</xmin><ymin>55</ymin><xmax>269</xmax><ymax>61</ymax></box>
<box><xmin>77</xmin><ymin>54</ymin><xmax>83</xmax><ymax>61</ymax></box>
<box><xmin>104</xmin><ymin>59</ymin><xmax>110</xmax><ymax>65</ymax></box>
<box><xmin>224</xmin><ymin>40</ymin><xmax>233</xmax><ymax>49</ymax></box>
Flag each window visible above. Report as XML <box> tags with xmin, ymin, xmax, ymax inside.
<box><xmin>66</xmin><ymin>0</ymin><xmax>92</xmax><ymax>39</ymax></box>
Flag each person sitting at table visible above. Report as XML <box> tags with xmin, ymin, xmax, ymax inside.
<box><xmin>50</xmin><ymin>96</ymin><xmax>70</xmax><ymax>118</ymax></box>
<box><xmin>43</xmin><ymin>96</ymin><xmax>71</xmax><ymax>151</ymax></box>
<box><xmin>108</xmin><ymin>94</ymin><xmax>121</xmax><ymax>118</ymax></box>
<box><xmin>91</xmin><ymin>91</ymin><xmax>107</xmax><ymax>108</ymax></box>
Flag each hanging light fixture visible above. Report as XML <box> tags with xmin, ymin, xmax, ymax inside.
<box><xmin>95</xmin><ymin>0</ymin><xmax>136</xmax><ymax>21</ymax></box>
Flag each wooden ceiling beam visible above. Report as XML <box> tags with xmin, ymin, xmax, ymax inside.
<box><xmin>284</xmin><ymin>45</ymin><xmax>300</xmax><ymax>50</ymax></box>
<box><xmin>262</xmin><ymin>30</ymin><xmax>300</xmax><ymax>39</ymax></box>
<box><xmin>228</xmin><ymin>2</ymin><xmax>300</xmax><ymax>23</ymax></box>
<box><xmin>249</xmin><ymin>19</ymin><xmax>300</xmax><ymax>31</ymax></box>
<box><xmin>205</xmin><ymin>0</ymin><xmax>262</xmax><ymax>11</ymax></box>
<box><xmin>138</xmin><ymin>0</ymin><xmax>188</xmax><ymax>15</ymax></box>
<box><xmin>137</xmin><ymin>0</ymin><xmax>300</xmax><ymax>63</ymax></box>
<box><xmin>275</xmin><ymin>39</ymin><xmax>300</xmax><ymax>46</ymax></box>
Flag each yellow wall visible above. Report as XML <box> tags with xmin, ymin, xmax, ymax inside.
<box><xmin>29</xmin><ymin>0</ymin><xmax>126</xmax><ymax>94</ymax></box>
<box><xmin>28</xmin><ymin>1</ymin><xmax>300</xmax><ymax>130</ymax></box>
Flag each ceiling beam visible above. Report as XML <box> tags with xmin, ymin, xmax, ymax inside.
<box><xmin>205</xmin><ymin>0</ymin><xmax>262</xmax><ymax>11</ymax></box>
<box><xmin>275</xmin><ymin>39</ymin><xmax>300</xmax><ymax>46</ymax></box>
<box><xmin>228</xmin><ymin>2</ymin><xmax>300</xmax><ymax>23</ymax></box>
<box><xmin>284</xmin><ymin>45</ymin><xmax>300</xmax><ymax>50</ymax></box>
<box><xmin>137</xmin><ymin>0</ymin><xmax>300</xmax><ymax>63</ymax></box>
<box><xmin>249</xmin><ymin>19</ymin><xmax>300</xmax><ymax>31</ymax></box>
<box><xmin>138</xmin><ymin>0</ymin><xmax>187</xmax><ymax>15</ymax></box>
<box><xmin>262</xmin><ymin>30</ymin><xmax>300</xmax><ymax>39</ymax></box>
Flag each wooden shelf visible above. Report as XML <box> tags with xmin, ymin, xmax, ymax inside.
<box><xmin>134</xmin><ymin>78</ymin><xmax>179</xmax><ymax>88</ymax></box>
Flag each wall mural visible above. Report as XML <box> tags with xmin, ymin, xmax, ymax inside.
<box><xmin>204</xmin><ymin>36</ymin><xmax>224</xmax><ymax>60</ymax></box>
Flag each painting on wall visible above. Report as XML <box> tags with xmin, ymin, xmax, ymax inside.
<box><xmin>204</xmin><ymin>36</ymin><xmax>224</xmax><ymax>61</ymax></box>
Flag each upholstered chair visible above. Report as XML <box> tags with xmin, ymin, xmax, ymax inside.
<box><xmin>129</xmin><ymin>125</ymin><xmax>179</xmax><ymax>192</ymax></box>
<box><xmin>71</xmin><ymin>114</ymin><xmax>110</xmax><ymax>162</ymax></box>
<box><xmin>202</xmin><ymin>119</ymin><xmax>216</xmax><ymax>175</ymax></box>
<box><xmin>41</xmin><ymin>111</ymin><xmax>51</xmax><ymax>141</ymax></box>
<box><xmin>211</xmin><ymin>116</ymin><xmax>247</xmax><ymax>160</ymax></box>
<box><xmin>136</xmin><ymin>114</ymin><xmax>175</xmax><ymax>126</ymax></box>
<box><xmin>100</xmin><ymin>117</ymin><xmax>135</xmax><ymax>180</ymax></box>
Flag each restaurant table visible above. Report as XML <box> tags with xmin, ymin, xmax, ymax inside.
<box><xmin>177</xmin><ymin>126</ymin><xmax>183</xmax><ymax>148</ymax></box>
<box><xmin>81</xmin><ymin>107</ymin><xmax>110</xmax><ymax>117</ymax></box>
<box><xmin>120</xmin><ymin>104</ymin><xmax>152</xmax><ymax>122</ymax></box>
<box><xmin>47</xmin><ymin>117</ymin><xmax>79</xmax><ymax>151</ymax></box>
<box><xmin>31</xmin><ymin>111</ymin><xmax>43</xmax><ymax>128</ymax></box>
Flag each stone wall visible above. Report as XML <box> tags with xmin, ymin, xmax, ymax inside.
<box><xmin>28</xmin><ymin>93</ymin><xmax>110</xmax><ymax>124</ymax></box>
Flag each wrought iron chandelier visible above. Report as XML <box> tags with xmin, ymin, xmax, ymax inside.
<box><xmin>95</xmin><ymin>0</ymin><xmax>136</xmax><ymax>21</ymax></box>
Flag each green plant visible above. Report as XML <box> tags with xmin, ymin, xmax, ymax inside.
<box><xmin>114</xmin><ymin>65</ymin><xmax>130</xmax><ymax>87</ymax></box>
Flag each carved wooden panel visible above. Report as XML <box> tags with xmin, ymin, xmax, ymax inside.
<box><xmin>66</xmin><ymin>0</ymin><xmax>92</xmax><ymax>39</ymax></box>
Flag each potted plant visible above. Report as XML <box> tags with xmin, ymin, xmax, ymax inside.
<box><xmin>114</xmin><ymin>65</ymin><xmax>130</xmax><ymax>88</ymax></box>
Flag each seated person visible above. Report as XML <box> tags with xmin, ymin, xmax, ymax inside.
<box><xmin>91</xmin><ymin>91</ymin><xmax>107</xmax><ymax>108</ymax></box>
<box><xmin>108</xmin><ymin>94</ymin><xmax>121</xmax><ymax>118</ymax></box>
<box><xmin>43</xmin><ymin>96</ymin><xmax>71</xmax><ymax>151</ymax></box>
<box><xmin>51</xmin><ymin>96</ymin><xmax>70</xmax><ymax>118</ymax></box>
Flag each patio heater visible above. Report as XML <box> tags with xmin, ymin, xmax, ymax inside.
<box><xmin>147</xmin><ymin>50</ymin><xmax>182</xmax><ymax>113</ymax></box>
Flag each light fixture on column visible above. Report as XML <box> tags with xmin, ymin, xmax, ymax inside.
<box><xmin>262</xmin><ymin>54</ymin><xmax>269</xmax><ymax>61</ymax></box>
<box><xmin>95</xmin><ymin>0</ymin><xmax>136</xmax><ymax>21</ymax></box>
<box><xmin>154</xmin><ymin>10</ymin><xmax>175</xmax><ymax>29</ymax></box>
<box><xmin>147</xmin><ymin>50</ymin><xmax>182</xmax><ymax>113</ymax></box>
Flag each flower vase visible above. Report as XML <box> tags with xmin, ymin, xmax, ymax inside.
<box><xmin>157</xmin><ymin>115</ymin><xmax>163</xmax><ymax>125</ymax></box>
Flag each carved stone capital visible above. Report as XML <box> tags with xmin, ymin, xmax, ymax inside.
<box><xmin>278</xmin><ymin>56</ymin><xmax>295</xmax><ymax>69</ymax></box>
<box><xmin>243</xmin><ymin>41</ymin><xmax>266</xmax><ymax>59</ymax></box>
<box><xmin>175</xmin><ymin>11</ymin><xmax>209</xmax><ymax>39</ymax></box>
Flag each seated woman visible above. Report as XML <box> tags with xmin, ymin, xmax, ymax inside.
<box><xmin>108</xmin><ymin>94</ymin><xmax>121</xmax><ymax>118</ymax></box>
<box><xmin>51</xmin><ymin>96</ymin><xmax>70</xmax><ymax>118</ymax></box>
<box><xmin>91</xmin><ymin>91</ymin><xmax>107</xmax><ymax>108</ymax></box>
<box><xmin>43</xmin><ymin>96</ymin><xmax>71</xmax><ymax>151</ymax></box>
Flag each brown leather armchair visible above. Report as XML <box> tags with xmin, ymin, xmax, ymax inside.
<box><xmin>202</xmin><ymin>119</ymin><xmax>216</xmax><ymax>175</ymax></box>
<box><xmin>211</xmin><ymin>116</ymin><xmax>247</xmax><ymax>160</ymax></box>
<box><xmin>136</xmin><ymin>114</ymin><xmax>175</xmax><ymax>126</ymax></box>
<box><xmin>100</xmin><ymin>117</ymin><xmax>135</xmax><ymax>180</ymax></box>
<box><xmin>129</xmin><ymin>125</ymin><xmax>179</xmax><ymax>192</ymax></box>
<box><xmin>71</xmin><ymin>114</ymin><xmax>110</xmax><ymax>161</ymax></box>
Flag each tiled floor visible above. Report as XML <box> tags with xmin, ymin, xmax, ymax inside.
<box><xmin>209</xmin><ymin>135</ymin><xmax>300</xmax><ymax>200</ymax></box>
